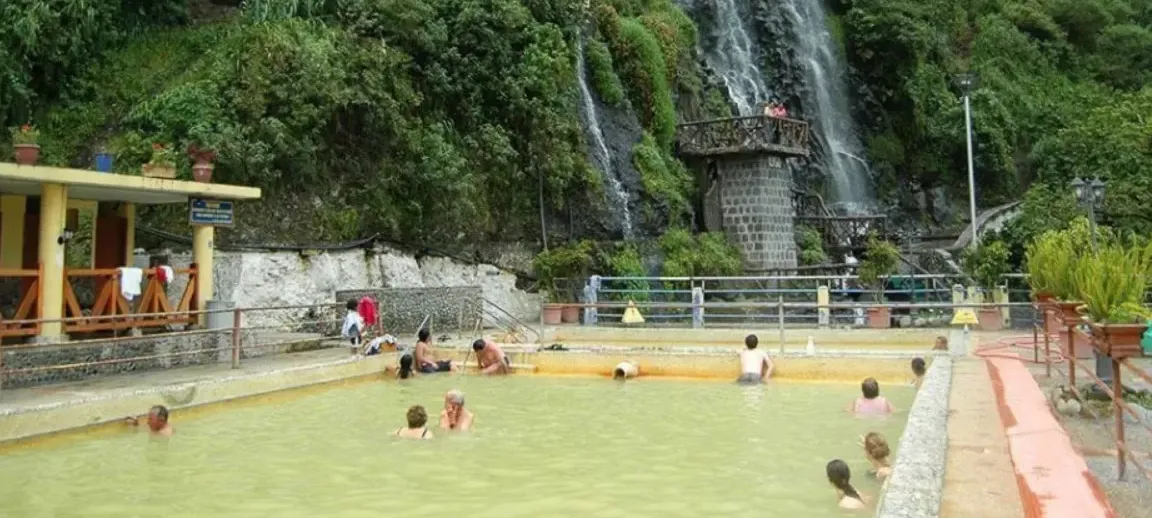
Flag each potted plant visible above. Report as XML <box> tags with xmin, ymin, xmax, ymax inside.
<box><xmin>187</xmin><ymin>144</ymin><xmax>216</xmax><ymax>183</ymax></box>
<box><xmin>1074</xmin><ymin>245</ymin><xmax>1149</xmax><ymax>359</ymax></box>
<box><xmin>11</xmin><ymin>124</ymin><xmax>40</xmax><ymax>165</ymax></box>
<box><xmin>142</xmin><ymin>143</ymin><xmax>177</xmax><ymax>178</ymax></box>
<box><xmin>94</xmin><ymin>146</ymin><xmax>114</xmax><ymax>172</ymax></box>
<box><xmin>962</xmin><ymin>240</ymin><xmax>1011</xmax><ymax>331</ymax></box>
<box><xmin>857</xmin><ymin>234</ymin><xmax>899</xmax><ymax>329</ymax></box>
<box><xmin>533</xmin><ymin>241</ymin><xmax>593</xmax><ymax>324</ymax></box>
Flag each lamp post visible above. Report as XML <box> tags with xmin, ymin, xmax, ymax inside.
<box><xmin>1072</xmin><ymin>177</ymin><xmax>1111</xmax><ymax>384</ymax></box>
<box><xmin>957</xmin><ymin>73</ymin><xmax>979</xmax><ymax>248</ymax></box>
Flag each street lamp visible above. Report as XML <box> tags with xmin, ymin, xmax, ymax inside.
<box><xmin>1071</xmin><ymin>176</ymin><xmax>1111</xmax><ymax>384</ymax></box>
<box><xmin>957</xmin><ymin>73</ymin><xmax>979</xmax><ymax>248</ymax></box>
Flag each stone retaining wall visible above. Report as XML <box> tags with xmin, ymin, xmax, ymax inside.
<box><xmin>874</xmin><ymin>356</ymin><xmax>952</xmax><ymax>518</ymax></box>
<box><xmin>335</xmin><ymin>286</ymin><xmax>483</xmax><ymax>336</ymax></box>
<box><xmin>718</xmin><ymin>155</ymin><xmax>797</xmax><ymax>270</ymax></box>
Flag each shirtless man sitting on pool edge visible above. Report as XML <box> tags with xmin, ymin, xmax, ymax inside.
<box><xmin>473</xmin><ymin>338</ymin><xmax>510</xmax><ymax>375</ymax></box>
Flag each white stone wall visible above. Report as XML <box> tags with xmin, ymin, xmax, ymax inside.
<box><xmin>164</xmin><ymin>246</ymin><xmax>540</xmax><ymax>328</ymax></box>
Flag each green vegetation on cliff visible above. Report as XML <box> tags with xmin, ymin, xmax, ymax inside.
<box><xmin>839</xmin><ymin>0</ymin><xmax>1152</xmax><ymax>254</ymax></box>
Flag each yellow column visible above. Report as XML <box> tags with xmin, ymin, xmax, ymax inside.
<box><xmin>0</xmin><ymin>195</ymin><xmax>26</xmax><ymax>268</ymax></box>
<box><xmin>120</xmin><ymin>203</ymin><xmax>135</xmax><ymax>265</ymax></box>
<box><xmin>38</xmin><ymin>184</ymin><xmax>68</xmax><ymax>337</ymax></box>
<box><xmin>192</xmin><ymin>225</ymin><xmax>214</xmax><ymax>326</ymax></box>
<box><xmin>816</xmin><ymin>285</ymin><xmax>830</xmax><ymax>328</ymax></box>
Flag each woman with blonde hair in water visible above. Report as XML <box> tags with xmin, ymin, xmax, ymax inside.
<box><xmin>826</xmin><ymin>459</ymin><xmax>866</xmax><ymax>509</ymax></box>
<box><xmin>860</xmin><ymin>432</ymin><xmax>893</xmax><ymax>480</ymax></box>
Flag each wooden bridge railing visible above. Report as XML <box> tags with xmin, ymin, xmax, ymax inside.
<box><xmin>0</xmin><ymin>267</ymin><xmax>198</xmax><ymax>337</ymax></box>
<box><xmin>676</xmin><ymin>115</ymin><xmax>810</xmax><ymax>157</ymax></box>
<box><xmin>795</xmin><ymin>215</ymin><xmax>888</xmax><ymax>252</ymax></box>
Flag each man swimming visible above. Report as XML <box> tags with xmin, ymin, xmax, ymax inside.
<box><xmin>125</xmin><ymin>405</ymin><xmax>174</xmax><ymax>436</ymax></box>
<box><xmin>439</xmin><ymin>389</ymin><xmax>474</xmax><ymax>431</ymax></box>
<box><xmin>737</xmin><ymin>334</ymin><xmax>774</xmax><ymax>384</ymax></box>
<box><xmin>415</xmin><ymin>328</ymin><xmax>454</xmax><ymax>373</ymax></box>
<box><xmin>473</xmin><ymin>338</ymin><xmax>510</xmax><ymax>375</ymax></box>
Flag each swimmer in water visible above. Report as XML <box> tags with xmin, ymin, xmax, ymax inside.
<box><xmin>125</xmin><ymin>405</ymin><xmax>174</xmax><ymax>436</ymax></box>
<box><xmin>397</xmin><ymin>353</ymin><xmax>416</xmax><ymax>379</ymax></box>
<box><xmin>850</xmin><ymin>377</ymin><xmax>894</xmax><ymax>415</ymax></box>
<box><xmin>473</xmin><ymin>338</ymin><xmax>510</xmax><ymax>375</ymax></box>
<box><xmin>910</xmin><ymin>357</ymin><xmax>926</xmax><ymax>389</ymax></box>
<box><xmin>736</xmin><ymin>334</ymin><xmax>774</xmax><ymax>384</ymax></box>
<box><xmin>860</xmin><ymin>432</ymin><xmax>893</xmax><ymax>480</ymax></box>
<box><xmin>439</xmin><ymin>389</ymin><xmax>474</xmax><ymax>431</ymax></box>
<box><xmin>826</xmin><ymin>459</ymin><xmax>867</xmax><ymax>509</ymax></box>
<box><xmin>395</xmin><ymin>405</ymin><xmax>434</xmax><ymax>439</ymax></box>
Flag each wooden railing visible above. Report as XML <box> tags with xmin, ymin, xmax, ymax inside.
<box><xmin>676</xmin><ymin>115</ymin><xmax>810</xmax><ymax>157</ymax></box>
<box><xmin>0</xmin><ymin>266</ymin><xmax>198</xmax><ymax>337</ymax></box>
<box><xmin>795</xmin><ymin>215</ymin><xmax>889</xmax><ymax>252</ymax></box>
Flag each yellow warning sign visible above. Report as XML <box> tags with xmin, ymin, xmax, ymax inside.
<box><xmin>621</xmin><ymin>300</ymin><xmax>645</xmax><ymax>324</ymax></box>
<box><xmin>951</xmin><ymin>308</ymin><xmax>979</xmax><ymax>326</ymax></box>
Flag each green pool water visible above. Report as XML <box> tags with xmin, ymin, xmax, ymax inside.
<box><xmin>0</xmin><ymin>376</ymin><xmax>915</xmax><ymax>518</ymax></box>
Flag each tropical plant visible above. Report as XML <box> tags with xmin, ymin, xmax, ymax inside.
<box><xmin>533</xmin><ymin>241</ymin><xmax>594</xmax><ymax>302</ymax></box>
<box><xmin>1024</xmin><ymin>232</ymin><xmax>1062</xmax><ymax>297</ymax></box>
<box><xmin>11</xmin><ymin>125</ymin><xmax>39</xmax><ymax>145</ymax></box>
<box><xmin>148</xmin><ymin>143</ymin><xmax>177</xmax><ymax>166</ymax></box>
<box><xmin>962</xmin><ymin>240</ymin><xmax>1011</xmax><ymax>292</ymax></box>
<box><xmin>857</xmin><ymin>234</ymin><xmax>899</xmax><ymax>303</ymax></box>
<box><xmin>1073</xmin><ymin>245</ymin><xmax>1149</xmax><ymax>324</ymax></box>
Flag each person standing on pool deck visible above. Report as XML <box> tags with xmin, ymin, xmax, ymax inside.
<box><xmin>439</xmin><ymin>390</ymin><xmax>474</xmax><ymax>431</ymax></box>
<box><xmin>850</xmin><ymin>378</ymin><xmax>895</xmax><ymax>415</ymax></box>
<box><xmin>737</xmin><ymin>334</ymin><xmax>774</xmax><ymax>384</ymax></box>
<box><xmin>125</xmin><ymin>405</ymin><xmax>174</xmax><ymax>436</ymax></box>
<box><xmin>395</xmin><ymin>405</ymin><xmax>434</xmax><ymax>439</ymax></box>
<box><xmin>473</xmin><ymin>338</ymin><xmax>510</xmax><ymax>375</ymax></box>
<box><xmin>415</xmin><ymin>328</ymin><xmax>455</xmax><ymax>373</ymax></box>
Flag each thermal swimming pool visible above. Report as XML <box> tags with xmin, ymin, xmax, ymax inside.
<box><xmin>0</xmin><ymin>375</ymin><xmax>915</xmax><ymax>517</ymax></box>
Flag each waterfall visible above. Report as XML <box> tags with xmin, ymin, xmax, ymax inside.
<box><xmin>576</xmin><ymin>41</ymin><xmax>635</xmax><ymax>238</ymax></box>
<box><xmin>703</xmin><ymin>0</ymin><xmax>769</xmax><ymax>115</ymax></box>
<box><xmin>781</xmin><ymin>0</ymin><xmax>874</xmax><ymax>212</ymax></box>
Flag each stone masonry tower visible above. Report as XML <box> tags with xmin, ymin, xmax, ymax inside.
<box><xmin>677</xmin><ymin>115</ymin><xmax>810</xmax><ymax>271</ymax></box>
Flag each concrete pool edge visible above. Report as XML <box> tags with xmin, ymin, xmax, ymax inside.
<box><xmin>0</xmin><ymin>354</ymin><xmax>391</xmax><ymax>444</ymax></box>
<box><xmin>875</xmin><ymin>356</ymin><xmax>952</xmax><ymax>518</ymax></box>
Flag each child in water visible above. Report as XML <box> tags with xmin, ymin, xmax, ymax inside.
<box><xmin>910</xmin><ymin>357</ymin><xmax>926</xmax><ymax>389</ymax></box>
<box><xmin>860</xmin><ymin>432</ymin><xmax>893</xmax><ymax>480</ymax></box>
<box><xmin>851</xmin><ymin>377</ymin><xmax>895</xmax><ymax>415</ymax></box>
<box><xmin>826</xmin><ymin>459</ymin><xmax>867</xmax><ymax>509</ymax></box>
<box><xmin>397</xmin><ymin>353</ymin><xmax>415</xmax><ymax>379</ymax></box>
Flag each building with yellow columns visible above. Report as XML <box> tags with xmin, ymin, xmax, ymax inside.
<box><xmin>0</xmin><ymin>163</ymin><xmax>260</xmax><ymax>340</ymax></box>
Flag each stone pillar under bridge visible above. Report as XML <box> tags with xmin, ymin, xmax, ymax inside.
<box><xmin>718</xmin><ymin>155</ymin><xmax>797</xmax><ymax>270</ymax></box>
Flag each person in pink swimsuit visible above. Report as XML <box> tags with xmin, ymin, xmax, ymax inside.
<box><xmin>851</xmin><ymin>377</ymin><xmax>894</xmax><ymax>415</ymax></box>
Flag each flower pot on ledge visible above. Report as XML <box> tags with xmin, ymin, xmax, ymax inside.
<box><xmin>1032</xmin><ymin>291</ymin><xmax>1054</xmax><ymax>305</ymax></box>
<box><xmin>542</xmin><ymin>305</ymin><xmax>562</xmax><ymax>325</ymax></box>
<box><xmin>867</xmin><ymin>307</ymin><xmax>890</xmax><ymax>329</ymax></box>
<box><xmin>560</xmin><ymin>305</ymin><xmax>581</xmax><ymax>323</ymax></box>
<box><xmin>142</xmin><ymin>163</ymin><xmax>177</xmax><ymax>179</ymax></box>
<box><xmin>13</xmin><ymin>144</ymin><xmax>40</xmax><ymax>165</ymax></box>
<box><xmin>977</xmin><ymin>308</ymin><xmax>1003</xmax><ymax>331</ymax></box>
<box><xmin>1088</xmin><ymin>322</ymin><xmax>1147</xmax><ymax>359</ymax></box>
<box><xmin>192</xmin><ymin>162</ymin><xmax>214</xmax><ymax>183</ymax></box>
<box><xmin>1057</xmin><ymin>301</ymin><xmax>1083</xmax><ymax>327</ymax></box>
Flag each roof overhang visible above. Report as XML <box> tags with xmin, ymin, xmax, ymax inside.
<box><xmin>0</xmin><ymin>164</ymin><xmax>262</xmax><ymax>204</ymax></box>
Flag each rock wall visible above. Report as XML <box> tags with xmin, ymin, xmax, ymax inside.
<box><xmin>335</xmin><ymin>286</ymin><xmax>483</xmax><ymax>335</ymax></box>
<box><xmin>163</xmin><ymin>246</ymin><xmax>541</xmax><ymax>329</ymax></box>
<box><xmin>718</xmin><ymin>155</ymin><xmax>797</xmax><ymax>270</ymax></box>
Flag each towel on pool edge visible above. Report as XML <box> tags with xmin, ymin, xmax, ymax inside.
<box><xmin>119</xmin><ymin>267</ymin><xmax>143</xmax><ymax>301</ymax></box>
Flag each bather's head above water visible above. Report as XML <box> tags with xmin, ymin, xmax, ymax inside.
<box><xmin>147</xmin><ymin>405</ymin><xmax>169</xmax><ymax>432</ymax></box>
<box><xmin>860</xmin><ymin>378</ymin><xmax>880</xmax><ymax>399</ymax></box>
<box><xmin>445</xmin><ymin>390</ymin><xmax>465</xmax><ymax>412</ymax></box>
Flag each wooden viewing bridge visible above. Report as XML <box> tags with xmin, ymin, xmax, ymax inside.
<box><xmin>676</xmin><ymin>115</ymin><xmax>810</xmax><ymax>158</ymax></box>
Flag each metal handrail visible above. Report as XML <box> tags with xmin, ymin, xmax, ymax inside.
<box><xmin>475</xmin><ymin>298</ymin><xmax>542</xmax><ymax>345</ymax></box>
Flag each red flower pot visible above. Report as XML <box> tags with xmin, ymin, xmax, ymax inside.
<box><xmin>1057</xmin><ymin>301</ymin><xmax>1083</xmax><ymax>327</ymax></box>
<box><xmin>13</xmin><ymin>144</ymin><xmax>40</xmax><ymax>165</ymax></box>
<box><xmin>542</xmin><ymin>305</ymin><xmax>562</xmax><ymax>325</ymax></box>
<box><xmin>867</xmin><ymin>307</ymin><xmax>890</xmax><ymax>329</ymax></box>
<box><xmin>560</xmin><ymin>305</ymin><xmax>581</xmax><ymax>323</ymax></box>
<box><xmin>977</xmin><ymin>308</ymin><xmax>1003</xmax><ymax>331</ymax></box>
<box><xmin>1032</xmin><ymin>291</ymin><xmax>1054</xmax><ymax>304</ymax></box>
<box><xmin>1089</xmin><ymin>323</ymin><xmax>1147</xmax><ymax>359</ymax></box>
<box><xmin>192</xmin><ymin>162</ymin><xmax>214</xmax><ymax>183</ymax></box>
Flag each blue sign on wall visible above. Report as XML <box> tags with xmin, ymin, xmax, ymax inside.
<box><xmin>188</xmin><ymin>198</ymin><xmax>234</xmax><ymax>227</ymax></box>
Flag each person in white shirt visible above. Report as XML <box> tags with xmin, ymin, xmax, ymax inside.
<box><xmin>341</xmin><ymin>299</ymin><xmax>365</xmax><ymax>347</ymax></box>
<box><xmin>737</xmin><ymin>334</ymin><xmax>774</xmax><ymax>384</ymax></box>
